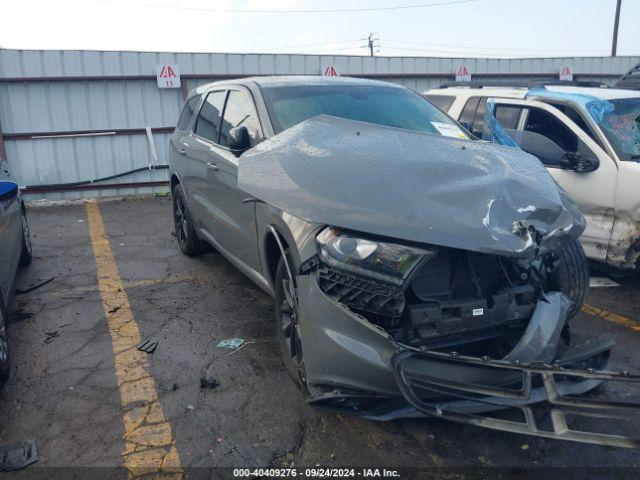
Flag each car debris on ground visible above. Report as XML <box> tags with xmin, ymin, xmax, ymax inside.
<box><xmin>0</xmin><ymin>440</ymin><xmax>38</xmax><ymax>472</ymax></box>
<box><xmin>216</xmin><ymin>338</ymin><xmax>245</xmax><ymax>350</ymax></box>
<box><xmin>137</xmin><ymin>339</ymin><xmax>158</xmax><ymax>354</ymax></box>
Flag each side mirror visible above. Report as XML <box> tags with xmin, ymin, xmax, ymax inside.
<box><xmin>564</xmin><ymin>152</ymin><xmax>599</xmax><ymax>173</ymax></box>
<box><xmin>228</xmin><ymin>126</ymin><xmax>252</xmax><ymax>157</ymax></box>
<box><xmin>0</xmin><ymin>181</ymin><xmax>19</xmax><ymax>201</ymax></box>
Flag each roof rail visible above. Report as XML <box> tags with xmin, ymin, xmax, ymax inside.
<box><xmin>438</xmin><ymin>80</ymin><xmax>609</xmax><ymax>89</ymax></box>
<box><xmin>614</xmin><ymin>62</ymin><xmax>640</xmax><ymax>90</ymax></box>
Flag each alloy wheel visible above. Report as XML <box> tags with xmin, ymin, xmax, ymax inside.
<box><xmin>174</xmin><ymin>195</ymin><xmax>189</xmax><ymax>247</ymax></box>
<box><xmin>279</xmin><ymin>278</ymin><xmax>305</xmax><ymax>380</ymax></box>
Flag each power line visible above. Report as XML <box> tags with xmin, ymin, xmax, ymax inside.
<box><xmin>260</xmin><ymin>39</ymin><xmax>366</xmax><ymax>52</ymax></box>
<box><xmin>383</xmin><ymin>39</ymin><xmax>615</xmax><ymax>54</ymax></box>
<box><xmin>380</xmin><ymin>45</ymin><xmax>640</xmax><ymax>57</ymax></box>
<box><xmin>91</xmin><ymin>0</ymin><xmax>479</xmax><ymax>14</ymax></box>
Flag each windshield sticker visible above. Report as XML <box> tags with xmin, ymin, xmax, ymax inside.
<box><xmin>431</xmin><ymin>122</ymin><xmax>467</xmax><ymax>139</ymax></box>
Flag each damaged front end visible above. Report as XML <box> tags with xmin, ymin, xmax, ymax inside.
<box><xmin>239</xmin><ymin>115</ymin><xmax>640</xmax><ymax>447</ymax></box>
<box><xmin>302</xmin><ymin>235</ymin><xmax>640</xmax><ymax>448</ymax></box>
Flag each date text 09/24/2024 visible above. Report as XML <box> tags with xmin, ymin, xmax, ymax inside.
<box><xmin>232</xmin><ymin>468</ymin><xmax>401</xmax><ymax>477</ymax></box>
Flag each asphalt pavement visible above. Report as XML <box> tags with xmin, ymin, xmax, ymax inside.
<box><xmin>1</xmin><ymin>196</ymin><xmax>639</xmax><ymax>479</ymax></box>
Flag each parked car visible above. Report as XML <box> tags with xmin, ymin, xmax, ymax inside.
<box><xmin>0</xmin><ymin>156</ymin><xmax>32</xmax><ymax>383</ymax></box>
<box><xmin>169</xmin><ymin>77</ymin><xmax>638</xmax><ymax>447</ymax></box>
<box><xmin>425</xmin><ymin>82</ymin><xmax>640</xmax><ymax>271</ymax></box>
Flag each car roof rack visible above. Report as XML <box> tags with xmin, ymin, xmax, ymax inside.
<box><xmin>613</xmin><ymin>62</ymin><xmax>640</xmax><ymax>90</ymax></box>
<box><xmin>438</xmin><ymin>80</ymin><xmax>609</xmax><ymax>89</ymax></box>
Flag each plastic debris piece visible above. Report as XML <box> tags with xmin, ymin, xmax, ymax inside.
<box><xmin>200</xmin><ymin>376</ymin><xmax>219</xmax><ymax>389</ymax></box>
<box><xmin>216</xmin><ymin>338</ymin><xmax>245</xmax><ymax>350</ymax></box>
<box><xmin>0</xmin><ymin>440</ymin><xmax>38</xmax><ymax>472</ymax></box>
<box><xmin>200</xmin><ymin>363</ymin><xmax>219</xmax><ymax>389</ymax></box>
<box><xmin>137</xmin><ymin>339</ymin><xmax>158</xmax><ymax>354</ymax></box>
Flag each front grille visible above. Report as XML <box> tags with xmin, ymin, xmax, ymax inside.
<box><xmin>318</xmin><ymin>267</ymin><xmax>405</xmax><ymax>317</ymax></box>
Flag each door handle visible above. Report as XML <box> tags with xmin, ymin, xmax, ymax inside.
<box><xmin>172</xmin><ymin>140</ymin><xmax>186</xmax><ymax>155</ymax></box>
<box><xmin>206</xmin><ymin>162</ymin><xmax>219</xmax><ymax>171</ymax></box>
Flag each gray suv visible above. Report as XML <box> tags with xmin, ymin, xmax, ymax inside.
<box><xmin>169</xmin><ymin>77</ymin><xmax>639</xmax><ymax>447</ymax></box>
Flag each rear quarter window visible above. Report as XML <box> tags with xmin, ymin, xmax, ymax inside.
<box><xmin>177</xmin><ymin>95</ymin><xmax>201</xmax><ymax>130</ymax></box>
<box><xmin>425</xmin><ymin>95</ymin><xmax>455</xmax><ymax>112</ymax></box>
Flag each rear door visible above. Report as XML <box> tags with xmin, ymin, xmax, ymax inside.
<box><xmin>170</xmin><ymin>94</ymin><xmax>205</xmax><ymax>217</ymax></box>
<box><xmin>201</xmin><ymin>87</ymin><xmax>264</xmax><ymax>272</ymax></box>
<box><xmin>490</xmin><ymin>98</ymin><xmax>618</xmax><ymax>262</ymax></box>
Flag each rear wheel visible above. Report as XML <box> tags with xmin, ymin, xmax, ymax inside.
<box><xmin>18</xmin><ymin>206</ymin><xmax>32</xmax><ymax>267</ymax></box>
<box><xmin>549</xmin><ymin>239</ymin><xmax>589</xmax><ymax>320</ymax></box>
<box><xmin>0</xmin><ymin>297</ymin><xmax>10</xmax><ymax>383</ymax></box>
<box><xmin>172</xmin><ymin>184</ymin><xmax>210</xmax><ymax>256</ymax></box>
<box><xmin>274</xmin><ymin>256</ymin><xmax>307</xmax><ymax>389</ymax></box>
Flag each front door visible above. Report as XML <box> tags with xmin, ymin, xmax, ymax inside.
<box><xmin>201</xmin><ymin>88</ymin><xmax>264</xmax><ymax>273</ymax></box>
<box><xmin>488</xmin><ymin>98</ymin><xmax>618</xmax><ymax>262</ymax></box>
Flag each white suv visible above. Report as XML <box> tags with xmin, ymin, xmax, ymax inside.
<box><xmin>426</xmin><ymin>83</ymin><xmax>640</xmax><ymax>271</ymax></box>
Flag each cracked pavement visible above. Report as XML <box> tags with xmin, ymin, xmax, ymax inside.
<box><xmin>1</xmin><ymin>196</ymin><xmax>639</xmax><ymax>478</ymax></box>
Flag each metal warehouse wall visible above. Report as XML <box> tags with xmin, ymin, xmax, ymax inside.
<box><xmin>1</xmin><ymin>49</ymin><xmax>638</xmax><ymax>200</ymax></box>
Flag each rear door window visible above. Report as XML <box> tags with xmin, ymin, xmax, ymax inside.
<box><xmin>425</xmin><ymin>94</ymin><xmax>455</xmax><ymax>112</ymax></box>
<box><xmin>459</xmin><ymin>96</ymin><xmax>480</xmax><ymax>126</ymax></box>
<box><xmin>494</xmin><ymin>105</ymin><xmax>522</xmax><ymax>129</ymax></box>
<box><xmin>219</xmin><ymin>90</ymin><xmax>261</xmax><ymax>148</ymax></box>
<box><xmin>471</xmin><ymin>97</ymin><xmax>488</xmax><ymax>138</ymax></box>
<box><xmin>177</xmin><ymin>95</ymin><xmax>201</xmax><ymax>130</ymax></box>
<box><xmin>195</xmin><ymin>90</ymin><xmax>227</xmax><ymax>143</ymax></box>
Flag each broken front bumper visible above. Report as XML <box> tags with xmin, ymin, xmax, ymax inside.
<box><xmin>391</xmin><ymin>347</ymin><xmax>640</xmax><ymax>449</ymax></box>
<box><xmin>299</xmin><ymin>274</ymin><xmax>640</xmax><ymax>448</ymax></box>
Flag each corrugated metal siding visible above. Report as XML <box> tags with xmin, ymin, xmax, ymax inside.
<box><xmin>2</xmin><ymin>50</ymin><xmax>639</xmax><ymax>78</ymax></box>
<box><xmin>1</xmin><ymin>49</ymin><xmax>639</xmax><ymax>200</ymax></box>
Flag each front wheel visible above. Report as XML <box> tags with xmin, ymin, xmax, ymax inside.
<box><xmin>549</xmin><ymin>239</ymin><xmax>589</xmax><ymax>320</ymax></box>
<box><xmin>274</xmin><ymin>256</ymin><xmax>307</xmax><ymax>389</ymax></box>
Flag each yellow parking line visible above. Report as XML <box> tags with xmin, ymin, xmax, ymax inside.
<box><xmin>86</xmin><ymin>200</ymin><xmax>182</xmax><ymax>478</ymax></box>
<box><xmin>582</xmin><ymin>304</ymin><xmax>640</xmax><ymax>332</ymax></box>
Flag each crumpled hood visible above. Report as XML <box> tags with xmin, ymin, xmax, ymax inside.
<box><xmin>239</xmin><ymin>115</ymin><xmax>585</xmax><ymax>256</ymax></box>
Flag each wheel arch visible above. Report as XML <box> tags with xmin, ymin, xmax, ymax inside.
<box><xmin>263</xmin><ymin>227</ymin><xmax>290</xmax><ymax>287</ymax></box>
<box><xmin>170</xmin><ymin>172</ymin><xmax>181</xmax><ymax>193</ymax></box>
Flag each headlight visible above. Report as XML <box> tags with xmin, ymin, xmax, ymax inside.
<box><xmin>315</xmin><ymin>227</ymin><xmax>435</xmax><ymax>285</ymax></box>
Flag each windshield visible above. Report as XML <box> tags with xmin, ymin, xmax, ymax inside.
<box><xmin>261</xmin><ymin>84</ymin><xmax>468</xmax><ymax>138</ymax></box>
<box><xmin>590</xmin><ymin>98</ymin><xmax>640</xmax><ymax>161</ymax></box>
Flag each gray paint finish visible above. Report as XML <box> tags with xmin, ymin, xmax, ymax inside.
<box><xmin>239</xmin><ymin>115</ymin><xmax>585</xmax><ymax>256</ymax></box>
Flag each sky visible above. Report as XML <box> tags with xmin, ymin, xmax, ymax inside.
<box><xmin>0</xmin><ymin>0</ymin><xmax>638</xmax><ymax>58</ymax></box>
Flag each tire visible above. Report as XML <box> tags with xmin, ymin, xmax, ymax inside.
<box><xmin>172</xmin><ymin>184</ymin><xmax>210</xmax><ymax>256</ymax></box>
<box><xmin>549</xmin><ymin>239</ymin><xmax>589</xmax><ymax>320</ymax></box>
<box><xmin>19</xmin><ymin>206</ymin><xmax>33</xmax><ymax>267</ymax></box>
<box><xmin>0</xmin><ymin>296</ymin><xmax>10</xmax><ymax>384</ymax></box>
<box><xmin>274</xmin><ymin>255</ymin><xmax>307</xmax><ymax>390</ymax></box>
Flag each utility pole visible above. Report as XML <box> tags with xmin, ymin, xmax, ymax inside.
<box><xmin>367</xmin><ymin>33</ymin><xmax>378</xmax><ymax>57</ymax></box>
<box><xmin>611</xmin><ymin>0</ymin><xmax>622</xmax><ymax>57</ymax></box>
